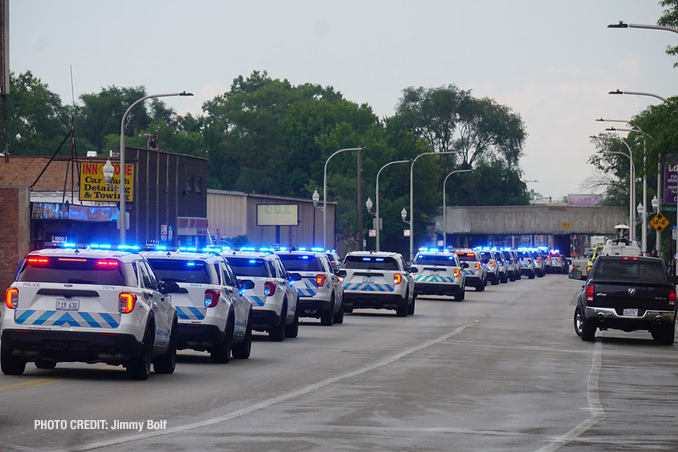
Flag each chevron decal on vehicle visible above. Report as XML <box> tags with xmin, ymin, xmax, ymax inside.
<box><xmin>15</xmin><ymin>310</ymin><xmax>120</xmax><ymax>328</ymax></box>
<box><xmin>175</xmin><ymin>306</ymin><xmax>206</xmax><ymax>321</ymax></box>
<box><xmin>414</xmin><ymin>275</ymin><xmax>454</xmax><ymax>283</ymax></box>
<box><xmin>294</xmin><ymin>278</ymin><xmax>319</xmax><ymax>297</ymax></box>
<box><xmin>344</xmin><ymin>282</ymin><xmax>394</xmax><ymax>292</ymax></box>
<box><xmin>248</xmin><ymin>295</ymin><xmax>266</xmax><ymax>307</ymax></box>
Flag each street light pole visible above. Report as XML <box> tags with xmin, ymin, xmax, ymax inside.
<box><xmin>409</xmin><ymin>151</ymin><xmax>456</xmax><ymax>261</ymax></box>
<box><xmin>118</xmin><ymin>91</ymin><xmax>193</xmax><ymax>245</ymax></box>
<box><xmin>375</xmin><ymin>159</ymin><xmax>410</xmax><ymax>251</ymax></box>
<box><xmin>608</xmin><ymin>21</ymin><xmax>678</xmax><ymax>35</ymax></box>
<box><xmin>442</xmin><ymin>169</ymin><xmax>474</xmax><ymax>249</ymax></box>
<box><xmin>322</xmin><ymin>147</ymin><xmax>364</xmax><ymax>250</ymax></box>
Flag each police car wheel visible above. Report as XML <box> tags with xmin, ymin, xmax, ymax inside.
<box><xmin>333</xmin><ymin>300</ymin><xmax>345</xmax><ymax>324</ymax></box>
<box><xmin>407</xmin><ymin>296</ymin><xmax>415</xmax><ymax>315</ymax></box>
<box><xmin>127</xmin><ymin>327</ymin><xmax>153</xmax><ymax>380</ymax></box>
<box><xmin>154</xmin><ymin>320</ymin><xmax>178</xmax><ymax>374</ymax></box>
<box><xmin>1</xmin><ymin>343</ymin><xmax>26</xmax><ymax>376</ymax></box>
<box><xmin>232</xmin><ymin>321</ymin><xmax>252</xmax><ymax>359</ymax></box>
<box><xmin>476</xmin><ymin>283</ymin><xmax>485</xmax><ymax>292</ymax></box>
<box><xmin>454</xmin><ymin>290</ymin><xmax>465</xmax><ymax>302</ymax></box>
<box><xmin>270</xmin><ymin>305</ymin><xmax>287</xmax><ymax>341</ymax></box>
<box><xmin>320</xmin><ymin>304</ymin><xmax>335</xmax><ymax>326</ymax></box>
<box><xmin>285</xmin><ymin>308</ymin><xmax>299</xmax><ymax>338</ymax></box>
<box><xmin>211</xmin><ymin>318</ymin><xmax>234</xmax><ymax>363</ymax></box>
<box><xmin>35</xmin><ymin>359</ymin><xmax>57</xmax><ymax>370</ymax></box>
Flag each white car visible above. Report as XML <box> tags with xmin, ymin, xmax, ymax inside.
<box><xmin>516</xmin><ymin>249</ymin><xmax>536</xmax><ymax>279</ymax></box>
<box><xmin>276</xmin><ymin>248</ymin><xmax>344</xmax><ymax>325</ymax></box>
<box><xmin>1</xmin><ymin>245</ymin><xmax>179</xmax><ymax>380</ymax></box>
<box><xmin>410</xmin><ymin>249</ymin><xmax>466</xmax><ymax>301</ymax></box>
<box><xmin>338</xmin><ymin>251</ymin><xmax>415</xmax><ymax>317</ymax></box>
<box><xmin>223</xmin><ymin>249</ymin><xmax>300</xmax><ymax>341</ymax></box>
<box><xmin>454</xmin><ymin>249</ymin><xmax>487</xmax><ymax>291</ymax></box>
<box><xmin>141</xmin><ymin>249</ymin><xmax>253</xmax><ymax>362</ymax></box>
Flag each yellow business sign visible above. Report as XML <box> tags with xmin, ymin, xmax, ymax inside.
<box><xmin>79</xmin><ymin>162</ymin><xmax>134</xmax><ymax>203</ymax></box>
<box><xmin>561</xmin><ymin>222</ymin><xmax>571</xmax><ymax>228</ymax></box>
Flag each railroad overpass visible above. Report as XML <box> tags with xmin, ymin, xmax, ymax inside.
<box><xmin>436</xmin><ymin>205</ymin><xmax>628</xmax><ymax>255</ymax></box>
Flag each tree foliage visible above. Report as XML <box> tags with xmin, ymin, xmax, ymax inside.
<box><xmin>658</xmin><ymin>0</ymin><xmax>678</xmax><ymax>66</ymax></box>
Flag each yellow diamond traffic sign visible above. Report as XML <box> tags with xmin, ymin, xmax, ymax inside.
<box><xmin>651</xmin><ymin>212</ymin><xmax>670</xmax><ymax>232</ymax></box>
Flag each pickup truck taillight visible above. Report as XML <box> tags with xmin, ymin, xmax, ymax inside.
<box><xmin>204</xmin><ymin>289</ymin><xmax>220</xmax><ymax>308</ymax></box>
<box><xmin>670</xmin><ymin>288</ymin><xmax>676</xmax><ymax>306</ymax></box>
<box><xmin>264</xmin><ymin>281</ymin><xmax>277</xmax><ymax>297</ymax></box>
<box><xmin>5</xmin><ymin>288</ymin><xmax>18</xmax><ymax>309</ymax></box>
<box><xmin>586</xmin><ymin>284</ymin><xmax>595</xmax><ymax>302</ymax></box>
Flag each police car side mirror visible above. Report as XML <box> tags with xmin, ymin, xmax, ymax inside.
<box><xmin>159</xmin><ymin>280</ymin><xmax>180</xmax><ymax>294</ymax></box>
<box><xmin>239</xmin><ymin>279</ymin><xmax>255</xmax><ymax>290</ymax></box>
<box><xmin>461</xmin><ymin>262</ymin><xmax>469</xmax><ymax>269</ymax></box>
<box><xmin>337</xmin><ymin>269</ymin><xmax>347</xmax><ymax>278</ymax></box>
<box><xmin>409</xmin><ymin>267</ymin><xmax>418</xmax><ymax>274</ymax></box>
<box><xmin>288</xmin><ymin>272</ymin><xmax>302</xmax><ymax>282</ymax></box>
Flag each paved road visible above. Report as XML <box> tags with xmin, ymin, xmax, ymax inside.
<box><xmin>1</xmin><ymin>272</ymin><xmax>677</xmax><ymax>451</ymax></box>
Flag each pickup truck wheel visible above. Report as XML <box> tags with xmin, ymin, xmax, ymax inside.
<box><xmin>581</xmin><ymin>321</ymin><xmax>596</xmax><ymax>342</ymax></box>
<box><xmin>1</xmin><ymin>343</ymin><xmax>26</xmax><ymax>375</ymax></box>
<box><xmin>659</xmin><ymin>323</ymin><xmax>675</xmax><ymax>345</ymax></box>
<box><xmin>127</xmin><ymin>327</ymin><xmax>153</xmax><ymax>380</ymax></box>
<box><xmin>573</xmin><ymin>308</ymin><xmax>584</xmax><ymax>337</ymax></box>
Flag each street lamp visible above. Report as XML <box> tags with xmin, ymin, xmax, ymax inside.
<box><xmin>608</xmin><ymin>21</ymin><xmax>678</xmax><ymax>35</ymax></box>
<box><xmin>311</xmin><ymin>190</ymin><xmax>321</xmax><ymax>246</ymax></box>
<box><xmin>118</xmin><ymin>91</ymin><xmax>193</xmax><ymax>245</ymax></box>
<box><xmin>375</xmin><ymin>159</ymin><xmax>411</xmax><ymax>251</ymax></box>
<box><xmin>409</xmin><ymin>151</ymin><xmax>456</xmax><ymax>261</ymax></box>
<box><xmin>609</xmin><ymin>89</ymin><xmax>668</xmax><ymax>102</ymax></box>
<box><xmin>321</xmin><ymin>147</ymin><xmax>364</xmax><ymax>249</ymax></box>
<box><xmin>442</xmin><ymin>169</ymin><xmax>474</xmax><ymax>249</ymax></box>
<box><xmin>102</xmin><ymin>159</ymin><xmax>114</xmax><ymax>187</ymax></box>
<box><xmin>401</xmin><ymin>208</ymin><xmax>409</xmax><ymax>224</ymax></box>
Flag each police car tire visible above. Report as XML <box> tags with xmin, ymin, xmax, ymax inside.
<box><xmin>529</xmin><ymin>273</ymin><xmax>535</xmax><ymax>280</ymax></box>
<box><xmin>320</xmin><ymin>303</ymin><xmax>335</xmax><ymax>326</ymax></box>
<box><xmin>333</xmin><ymin>301</ymin><xmax>344</xmax><ymax>324</ymax></box>
<box><xmin>35</xmin><ymin>359</ymin><xmax>57</xmax><ymax>370</ymax></box>
<box><xmin>285</xmin><ymin>308</ymin><xmax>299</xmax><ymax>338</ymax></box>
<box><xmin>232</xmin><ymin>321</ymin><xmax>252</xmax><ymax>359</ymax></box>
<box><xmin>127</xmin><ymin>327</ymin><xmax>153</xmax><ymax>380</ymax></box>
<box><xmin>270</xmin><ymin>304</ymin><xmax>287</xmax><ymax>341</ymax></box>
<box><xmin>211</xmin><ymin>318</ymin><xmax>234</xmax><ymax>363</ymax></box>
<box><xmin>154</xmin><ymin>319</ymin><xmax>178</xmax><ymax>374</ymax></box>
<box><xmin>407</xmin><ymin>296</ymin><xmax>415</xmax><ymax>316</ymax></box>
<box><xmin>476</xmin><ymin>283</ymin><xmax>485</xmax><ymax>292</ymax></box>
<box><xmin>454</xmin><ymin>290</ymin><xmax>465</xmax><ymax>302</ymax></box>
<box><xmin>1</xmin><ymin>343</ymin><xmax>26</xmax><ymax>375</ymax></box>
<box><xmin>491</xmin><ymin>277</ymin><xmax>499</xmax><ymax>285</ymax></box>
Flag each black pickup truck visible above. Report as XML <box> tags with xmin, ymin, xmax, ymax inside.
<box><xmin>570</xmin><ymin>256</ymin><xmax>676</xmax><ymax>344</ymax></box>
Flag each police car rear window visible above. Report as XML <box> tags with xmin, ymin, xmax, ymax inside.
<box><xmin>344</xmin><ymin>256</ymin><xmax>399</xmax><ymax>270</ymax></box>
<box><xmin>226</xmin><ymin>257</ymin><xmax>270</xmax><ymax>277</ymax></box>
<box><xmin>456</xmin><ymin>253</ymin><xmax>479</xmax><ymax>262</ymax></box>
<box><xmin>17</xmin><ymin>256</ymin><xmax>126</xmax><ymax>285</ymax></box>
<box><xmin>413</xmin><ymin>255</ymin><xmax>458</xmax><ymax>266</ymax></box>
<box><xmin>146</xmin><ymin>259</ymin><xmax>211</xmax><ymax>284</ymax></box>
<box><xmin>277</xmin><ymin>254</ymin><xmax>323</xmax><ymax>272</ymax></box>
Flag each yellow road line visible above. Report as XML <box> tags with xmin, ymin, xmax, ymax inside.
<box><xmin>0</xmin><ymin>378</ymin><xmax>64</xmax><ymax>391</ymax></box>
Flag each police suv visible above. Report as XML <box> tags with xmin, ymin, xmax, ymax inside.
<box><xmin>338</xmin><ymin>251</ymin><xmax>415</xmax><ymax>317</ymax></box>
<box><xmin>516</xmin><ymin>249</ymin><xmax>536</xmax><ymax>279</ymax></box>
<box><xmin>141</xmin><ymin>248</ymin><xmax>254</xmax><ymax>362</ymax></box>
<box><xmin>276</xmin><ymin>248</ymin><xmax>344</xmax><ymax>325</ymax></box>
<box><xmin>410</xmin><ymin>248</ymin><xmax>466</xmax><ymax>301</ymax></box>
<box><xmin>1</xmin><ymin>245</ymin><xmax>179</xmax><ymax>380</ymax></box>
<box><xmin>454</xmin><ymin>249</ymin><xmax>487</xmax><ymax>291</ymax></box>
<box><xmin>223</xmin><ymin>249</ymin><xmax>300</xmax><ymax>341</ymax></box>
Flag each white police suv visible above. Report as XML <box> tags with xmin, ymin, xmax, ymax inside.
<box><xmin>410</xmin><ymin>248</ymin><xmax>466</xmax><ymax>301</ymax></box>
<box><xmin>454</xmin><ymin>249</ymin><xmax>487</xmax><ymax>291</ymax></box>
<box><xmin>141</xmin><ymin>248</ymin><xmax>254</xmax><ymax>362</ymax></box>
<box><xmin>338</xmin><ymin>251</ymin><xmax>415</xmax><ymax>317</ymax></box>
<box><xmin>1</xmin><ymin>245</ymin><xmax>179</xmax><ymax>380</ymax></box>
<box><xmin>516</xmin><ymin>249</ymin><xmax>536</xmax><ymax>279</ymax></box>
<box><xmin>223</xmin><ymin>249</ymin><xmax>300</xmax><ymax>341</ymax></box>
<box><xmin>276</xmin><ymin>248</ymin><xmax>344</xmax><ymax>325</ymax></box>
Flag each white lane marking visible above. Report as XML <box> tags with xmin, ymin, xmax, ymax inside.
<box><xmin>61</xmin><ymin>322</ymin><xmax>476</xmax><ymax>452</ymax></box>
<box><xmin>535</xmin><ymin>341</ymin><xmax>605</xmax><ymax>452</ymax></box>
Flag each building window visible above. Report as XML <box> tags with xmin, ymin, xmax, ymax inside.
<box><xmin>195</xmin><ymin>177</ymin><xmax>202</xmax><ymax>193</ymax></box>
<box><xmin>186</xmin><ymin>176</ymin><xmax>193</xmax><ymax>193</ymax></box>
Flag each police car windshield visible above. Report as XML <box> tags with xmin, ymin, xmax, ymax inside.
<box><xmin>277</xmin><ymin>255</ymin><xmax>323</xmax><ymax>272</ymax></box>
<box><xmin>413</xmin><ymin>255</ymin><xmax>458</xmax><ymax>266</ymax></box>
<box><xmin>344</xmin><ymin>256</ymin><xmax>399</xmax><ymax>270</ymax></box>
<box><xmin>17</xmin><ymin>257</ymin><xmax>126</xmax><ymax>285</ymax></box>
<box><xmin>145</xmin><ymin>259</ymin><xmax>211</xmax><ymax>284</ymax></box>
<box><xmin>226</xmin><ymin>257</ymin><xmax>269</xmax><ymax>277</ymax></box>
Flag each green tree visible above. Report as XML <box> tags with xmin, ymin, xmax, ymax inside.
<box><xmin>7</xmin><ymin>71</ymin><xmax>70</xmax><ymax>156</ymax></box>
<box><xmin>659</xmin><ymin>0</ymin><xmax>678</xmax><ymax>66</ymax></box>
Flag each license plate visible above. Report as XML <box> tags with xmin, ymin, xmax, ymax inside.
<box><xmin>623</xmin><ymin>308</ymin><xmax>639</xmax><ymax>317</ymax></box>
<box><xmin>56</xmin><ymin>298</ymin><xmax>80</xmax><ymax>311</ymax></box>
<box><xmin>362</xmin><ymin>276</ymin><xmax>373</xmax><ymax>283</ymax></box>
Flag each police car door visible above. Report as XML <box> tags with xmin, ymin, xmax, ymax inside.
<box><xmin>137</xmin><ymin>261</ymin><xmax>172</xmax><ymax>347</ymax></box>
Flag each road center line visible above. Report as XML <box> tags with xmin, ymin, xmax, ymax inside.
<box><xmin>535</xmin><ymin>341</ymin><xmax>605</xmax><ymax>452</ymax></box>
<box><xmin>63</xmin><ymin>322</ymin><xmax>477</xmax><ymax>452</ymax></box>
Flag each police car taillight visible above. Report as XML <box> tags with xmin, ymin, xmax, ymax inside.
<box><xmin>204</xmin><ymin>289</ymin><xmax>220</xmax><ymax>308</ymax></box>
<box><xmin>264</xmin><ymin>281</ymin><xmax>276</xmax><ymax>297</ymax></box>
<box><xmin>26</xmin><ymin>257</ymin><xmax>49</xmax><ymax>265</ymax></box>
<box><xmin>453</xmin><ymin>269</ymin><xmax>460</xmax><ymax>277</ymax></box>
<box><xmin>96</xmin><ymin>259</ymin><xmax>120</xmax><ymax>267</ymax></box>
<box><xmin>315</xmin><ymin>275</ymin><xmax>326</xmax><ymax>287</ymax></box>
<box><xmin>474</xmin><ymin>263</ymin><xmax>480</xmax><ymax>271</ymax></box>
<box><xmin>393</xmin><ymin>274</ymin><xmax>403</xmax><ymax>285</ymax></box>
<box><xmin>5</xmin><ymin>288</ymin><xmax>18</xmax><ymax>309</ymax></box>
<box><xmin>118</xmin><ymin>293</ymin><xmax>137</xmax><ymax>313</ymax></box>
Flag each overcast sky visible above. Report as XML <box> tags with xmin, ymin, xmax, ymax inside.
<box><xmin>11</xmin><ymin>1</ymin><xmax>677</xmax><ymax>200</ymax></box>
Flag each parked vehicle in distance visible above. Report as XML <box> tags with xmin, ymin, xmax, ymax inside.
<box><xmin>501</xmin><ymin>249</ymin><xmax>520</xmax><ymax>281</ymax></box>
<box><xmin>275</xmin><ymin>248</ymin><xmax>344</xmax><ymax>325</ymax></box>
<box><xmin>570</xmin><ymin>256</ymin><xmax>676</xmax><ymax>344</ymax></box>
<box><xmin>1</xmin><ymin>245</ymin><xmax>179</xmax><ymax>380</ymax></box>
<box><xmin>141</xmin><ymin>249</ymin><xmax>254</xmax><ymax>362</ymax></box>
<box><xmin>410</xmin><ymin>248</ymin><xmax>466</xmax><ymax>301</ymax></box>
<box><xmin>454</xmin><ymin>249</ymin><xmax>487</xmax><ymax>291</ymax></box>
<box><xmin>547</xmin><ymin>250</ymin><xmax>567</xmax><ymax>274</ymax></box>
<box><xmin>223</xmin><ymin>249</ymin><xmax>300</xmax><ymax>341</ymax></box>
<box><xmin>516</xmin><ymin>249</ymin><xmax>536</xmax><ymax>279</ymax></box>
<box><xmin>479</xmin><ymin>249</ymin><xmax>501</xmax><ymax>285</ymax></box>
<box><xmin>339</xmin><ymin>251</ymin><xmax>416</xmax><ymax>317</ymax></box>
